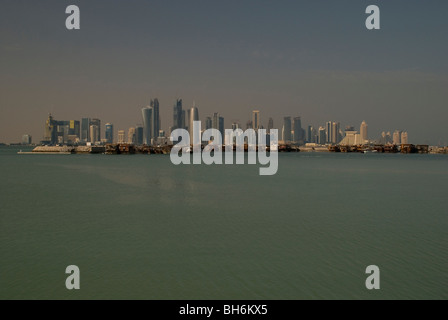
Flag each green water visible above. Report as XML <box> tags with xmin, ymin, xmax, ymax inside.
<box><xmin>0</xmin><ymin>146</ymin><xmax>447</xmax><ymax>299</ymax></box>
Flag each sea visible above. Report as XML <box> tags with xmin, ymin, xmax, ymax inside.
<box><xmin>0</xmin><ymin>146</ymin><xmax>447</xmax><ymax>299</ymax></box>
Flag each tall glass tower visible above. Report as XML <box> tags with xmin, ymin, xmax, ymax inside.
<box><xmin>142</xmin><ymin>107</ymin><xmax>153</xmax><ymax>145</ymax></box>
<box><xmin>282</xmin><ymin>116</ymin><xmax>292</xmax><ymax>143</ymax></box>
<box><xmin>151</xmin><ymin>98</ymin><xmax>160</xmax><ymax>140</ymax></box>
<box><xmin>173</xmin><ymin>99</ymin><xmax>183</xmax><ymax>130</ymax></box>
<box><xmin>105</xmin><ymin>123</ymin><xmax>114</xmax><ymax>143</ymax></box>
<box><xmin>189</xmin><ymin>106</ymin><xmax>199</xmax><ymax>139</ymax></box>
<box><xmin>293</xmin><ymin>116</ymin><xmax>302</xmax><ymax>143</ymax></box>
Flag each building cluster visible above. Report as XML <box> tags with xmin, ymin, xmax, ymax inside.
<box><xmin>38</xmin><ymin>98</ymin><xmax>410</xmax><ymax>147</ymax></box>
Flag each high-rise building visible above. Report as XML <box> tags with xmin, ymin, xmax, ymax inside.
<box><xmin>118</xmin><ymin>130</ymin><xmax>125</xmax><ymax>143</ymax></box>
<box><xmin>22</xmin><ymin>134</ymin><xmax>32</xmax><ymax>145</ymax></box>
<box><xmin>173</xmin><ymin>99</ymin><xmax>183</xmax><ymax>130</ymax></box>
<box><xmin>81</xmin><ymin>118</ymin><xmax>90</xmax><ymax>142</ymax></box>
<box><xmin>307</xmin><ymin>125</ymin><xmax>313</xmax><ymax>143</ymax></box>
<box><xmin>44</xmin><ymin>114</ymin><xmax>57</xmax><ymax>144</ymax></box>
<box><xmin>331</xmin><ymin>122</ymin><xmax>340</xmax><ymax>144</ymax></box>
<box><xmin>212</xmin><ymin>113</ymin><xmax>220</xmax><ymax>131</ymax></box>
<box><xmin>151</xmin><ymin>98</ymin><xmax>160</xmax><ymax>140</ymax></box>
<box><xmin>128</xmin><ymin>127</ymin><xmax>136</xmax><ymax>144</ymax></box>
<box><xmin>318</xmin><ymin>127</ymin><xmax>326</xmax><ymax>145</ymax></box>
<box><xmin>205</xmin><ymin>117</ymin><xmax>212</xmax><ymax>130</ymax></box>
<box><xmin>135</xmin><ymin>125</ymin><xmax>144</xmax><ymax>145</ymax></box>
<box><xmin>142</xmin><ymin>106</ymin><xmax>153</xmax><ymax>145</ymax></box>
<box><xmin>189</xmin><ymin>106</ymin><xmax>199</xmax><ymax>139</ymax></box>
<box><xmin>267</xmin><ymin>117</ymin><xmax>274</xmax><ymax>133</ymax></box>
<box><xmin>219</xmin><ymin>117</ymin><xmax>225</xmax><ymax>136</ymax></box>
<box><xmin>246</xmin><ymin>120</ymin><xmax>253</xmax><ymax>129</ymax></box>
<box><xmin>252</xmin><ymin>110</ymin><xmax>260</xmax><ymax>131</ymax></box>
<box><xmin>181</xmin><ymin>110</ymin><xmax>186</xmax><ymax>130</ymax></box>
<box><xmin>90</xmin><ymin>119</ymin><xmax>101</xmax><ymax>142</ymax></box>
<box><xmin>231</xmin><ymin>122</ymin><xmax>240</xmax><ymax>130</ymax></box>
<box><xmin>89</xmin><ymin>125</ymin><xmax>99</xmax><ymax>144</ymax></box>
<box><xmin>401</xmin><ymin>131</ymin><xmax>408</xmax><ymax>144</ymax></box>
<box><xmin>293</xmin><ymin>117</ymin><xmax>302</xmax><ymax>143</ymax></box>
<box><xmin>393</xmin><ymin>130</ymin><xmax>402</xmax><ymax>145</ymax></box>
<box><xmin>360</xmin><ymin>121</ymin><xmax>368</xmax><ymax>143</ymax></box>
<box><xmin>105</xmin><ymin>123</ymin><xmax>114</xmax><ymax>143</ymax></box>
<box><xmin>325</xmin><ymin>121</ymin><xmax>332</xmax><ymax>143</ymax></box>
<box><xmin>282</xmin><ymin>117</ymin><xmax>292</xmax><ymax>143</ymax></box>
<box><xmin>68</xmin><ymin>120</ymin><xmax>80</xmax><ymax>138</ymax></box>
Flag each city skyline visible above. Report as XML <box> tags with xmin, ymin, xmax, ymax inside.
<box><xmin>1</xmin><ymin>1</ymin><xmax>448</xmax><ymax>145</ymax></box>
<box><xmin>34</xmin><ymin>105</ymin><xmax>414</xmax><ymax>148</ymax></box>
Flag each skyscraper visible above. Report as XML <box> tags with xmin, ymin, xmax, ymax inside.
<box><xmin>89</xmin><ymin>124</ymin><xmax>99</xmax><ymax>144</ymax></box>
<box><xmin>325</xmin><ymin>121</ymin><xmax>332</xmax><ymax>143</ymax></box>
<box><xmin>401</xmin><ymin>131</ymin><xmax>408</xmax><ymax>144</ymax></box>
<box><xmin>151</xmin><ymin>98</ymin><xmax>160</xmax><ymax>140</ymax></box>
<box><xmin>68</xmin><ymin>120</ymin><xmax>80</xmax><ymax>138</ymax></box>
<box><xmin>282</xmin><ymin>117</ymin><xmax>292</xmax><ymax>143</ymax></box>
<box><xmin>212</xmin><ymin>113</ymin><xmax>220</xmax><ymax>131</ymax></box>
<box><xmin>81</xmin><ymin>118</ymin><xmax>90</xmax><ymax>142</ymax></box>
<box><xmin>205</xmin><ymin>117</ymin><xmax>212</xmax><ymax>130</ymax></box>
<box><xmin>219</xmin><ymin>117</ymin><xmax>224</xmax><ymax>136</ymax></box>
<box><xmin>181</xmin><ymin>110</ymin><xmax>186</xmax><ymax>130</ymax></box>
<box><xmin>252</xmin><ymin>110</ymin><xmax>260</xmax><ymax>131</ymax></box>
<box><xmin>360</xmin><ymin>121</ymin><xmax>368</xmax><ymax>143</ymax></box>
<box><xmin>307</xmin><ymin>125</ymin><xmax>313</xmax><ymax>143</ymax></box>
<box><xmin>22</xmin><ymin>134</ymin><xmax>32</xmax><ymax>145</ymax></box>
<box><xmin>105</xmin><ymin>123</ymin><xmax>114</xmax><ymax>143</ymax></box>
<box><xmin>267</xmin><ymin>117</ymin><xmax>274</xmax><ymax>133</ymax></box>
<box><xmin>118</xmin><ymin>130</ymin><xmax>125</xmax><ymax>143</ymax></box>
<box><xmin>128</xmin><ymin>127</ymin><xmax>136</xmax><ymax>144</ymax></box>
<box><xmin>173</xmin><ymin>99</ymin><xmax>183</xmax><ymax>130</ymax></box>
<box><xmin>44</xmin><ymin>114</ymin><xmax>57</xmax><ymax>144</ymax></box>
<box><xmin>393</xmin><ymin>130</ymin><xmax>402</xmax><ymax>145</ymax></box>
<box><xmin>331</xmin><ymin>122</ymin><xmax>340</xmax><ymax>144</ymax></box>
<box><xmin>319</xmin><ymin>126</ymin><xmax>326</xmax><ymax>145</ymax></box>
<box><xmin>189</xmin><ymin>106</ymin><xmax>199</xmax><ymax>139</ymax></box>
<box><xmin>142</xmin><ymin>106</ymin><xmax>153</xmax><ymax>145</ymax></box>
<box><xmin>135</xmin><ymin>125</ymin><xmax>144</xmax><ymax>145</ymax></box>
<box><xmin>293</xmin><ymin>117</ymin><xmax>302</xmax><ymax>144</ymax></box>
<box><xmin>90</xmin><ymin>119</ymin><xmax>101</xmax><ymax>142</ymax></box>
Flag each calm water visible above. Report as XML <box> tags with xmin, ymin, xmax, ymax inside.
<box><xmin>0</xmin><ymin>146</ymin><xmax>447</xmax><ymax>299</ymax></box>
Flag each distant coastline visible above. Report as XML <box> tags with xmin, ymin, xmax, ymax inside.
<box><xmin>12</xmin><ymin>143</ymin><xmax>448</xmax><ymax>155</ymax></box>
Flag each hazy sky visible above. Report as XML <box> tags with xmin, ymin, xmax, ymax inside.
<box><xmin>1</xmin><ymin>0</ymin><xmax>447</xmax><ymax>144</ymax></box>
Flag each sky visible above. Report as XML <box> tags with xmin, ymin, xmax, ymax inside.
<box><xmin>1</xmin><ymin>0</ymin><xmax>447</xmax><ymax>145</ymax></box>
